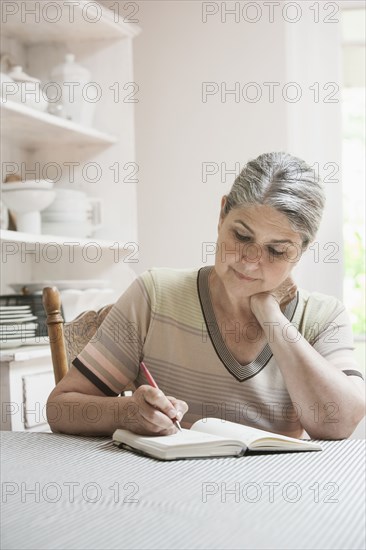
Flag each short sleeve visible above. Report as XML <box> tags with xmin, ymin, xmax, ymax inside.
<box><xmin>72</xmin><ymin>271</ymin><xmax>155</xmax><ymax>396</ymax></box>
<box><xmin>310</xmin><ymin>302</ymin><xmax>364</xmax><ymax>380</ymax></box>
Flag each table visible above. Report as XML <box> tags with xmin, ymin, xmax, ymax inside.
<box><xmin>0</xmin><ymin>346</ymin><xmax>53</xmax><ymax>431</ymax></box>
<box><xmin>1</xmin><ymin>432</ymin><xmax>365</xmax><ymax>550</ymax></box>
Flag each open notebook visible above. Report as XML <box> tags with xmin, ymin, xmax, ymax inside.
<box><xmin>112</xmin><ymin>417</ymin><xmax>322</xmax><ymax>460</ymax></box>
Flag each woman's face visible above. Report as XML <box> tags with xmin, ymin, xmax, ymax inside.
<box><xmin>214</xmin><ymin>198</ymin><xmax>304</xmax><ymax>297</ymax></box>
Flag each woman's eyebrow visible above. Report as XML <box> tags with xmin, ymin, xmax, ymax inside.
<box><xmin>234</xmin><ymin>220</ymin><xmax>254</xmax><ymax>233</ymax></box>
<box><xmin>233</xmin><ymin>220</ymin><xmax>294</xmax><ymax>244</ymax></box>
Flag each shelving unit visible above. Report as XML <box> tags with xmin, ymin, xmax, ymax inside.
<box><xmin>0</xmin><ymin>345</ymin><xmax>51</xmax><ymax>364</ymax></box>
<box><xmin>1</xmin><ymin>0</ymin><xmax>140</xmax><ymax>43</ymax></box>
<box><xmin>1</xmin><ymin>1</ymin><xmax>142</xmax><ymax>431</ymax></box>
<box><xmin>0</xmin><ymin>228</ymin><xmax>133</xmax><ymax>251</ymax></box>
<box><xmin>1</xmin><ymin>0</ymin><xmax>141</xmax><ymax>293</ymax></box>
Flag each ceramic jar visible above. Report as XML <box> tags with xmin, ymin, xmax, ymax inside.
<box><xmin>7</xmin><ymin>66</ymin><xmax>49</xmax><ymax>112</ymax></box>
<box><xmin>49</xmin><ymin>54</ymin><xmax>96</xmax><ymax>126</ymax></box>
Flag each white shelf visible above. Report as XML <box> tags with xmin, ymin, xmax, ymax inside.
<box><xmin>2</xmin><ymin>0</ymin><xmax>141</xmax><ymax>44</ymax></box>
<box><xmin>0</xmin><ymin>344</ymin><xmax>51</xmax><ymax>363</ymax></box>
<box><xmin>0</xmin><ymin>101</ymin><xmax>117</xmax><ymax>149</ymax></box>
<box><xmin>0</xmin><ymin>229</ymin><xmax>134</xmax><ymax>252</ymax></box>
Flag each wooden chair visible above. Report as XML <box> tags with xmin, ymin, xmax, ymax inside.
<box><xmin>42</xmin><ymin>286</ymin><xmax>135</xmax><ymax>395</ymax></box>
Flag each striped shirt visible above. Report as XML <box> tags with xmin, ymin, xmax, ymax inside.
<box><xmin>73</xmin><ymin>265</ymin><xmax>364</xmax><ymax>438</ymax></box>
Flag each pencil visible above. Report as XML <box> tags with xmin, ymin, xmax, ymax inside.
<box><xmin>139</xmin><ymin>361</ymin><xmax>183</xmax><ymax>431</ymax></box>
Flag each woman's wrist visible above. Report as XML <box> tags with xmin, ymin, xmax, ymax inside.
<box><xmin>250</xmin><ymin>294</ymin><xmax>283</xmax><ymax>325</ymax></box>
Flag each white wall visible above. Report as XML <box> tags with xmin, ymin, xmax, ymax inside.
<box><xmin>133</xmin><ymin>0</ymin><xmax>344</xmax><ymax>299</ymax></box>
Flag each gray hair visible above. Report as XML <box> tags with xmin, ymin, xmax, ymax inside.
<box><xmin>223</xmin><ymin>152</ymin><xmax>326</xmax><ymax>248</ymax></box>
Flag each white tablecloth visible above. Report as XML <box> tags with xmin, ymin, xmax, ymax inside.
<box><xmin>1</xmin><ymin>432</ymin><xmax>365</xmax><ymax>550</ymax></box>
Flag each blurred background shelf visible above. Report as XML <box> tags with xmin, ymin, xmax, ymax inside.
<box><xmin>0</xmin><ymin>101</ymin><xmax>117</xmax><ymax>149</ymax></box>
<box><xmin>1</xmin><ymin>0</ymin><xmax>140</xmax><ymax>44</ymax></box>
<box><xmin>0</xmin><ymin>229</ymin><xmax>133</xmax><ymax>251</ymax></box>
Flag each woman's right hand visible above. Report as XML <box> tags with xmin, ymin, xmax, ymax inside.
<box><xmin>122</xmin><ymin>385</ymin><xmax>188</xmax><ymax>436</ymax></box>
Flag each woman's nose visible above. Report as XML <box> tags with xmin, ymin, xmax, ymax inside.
<box><xmin>241</xmin><ymin>243</ymin><xmax>262</xmax><ymax>264</ymax></box>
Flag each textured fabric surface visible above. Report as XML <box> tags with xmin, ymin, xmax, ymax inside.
<box><xmin>73</xmin><ymin>265</ymin><xmax>363</xmax><ymax>437</ymax></box>
<box><xmin>1</xmin><ymin>431</ymin><xmax>365</xmax><ymax>550</ymax></box>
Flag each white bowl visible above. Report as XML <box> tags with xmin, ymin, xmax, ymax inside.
<box><xmin>1</xmin><ymin>188</ymin><xmax>56</xmax><ymax>213</ymax></box>
<box><xmin>1</xmin><ymin>184</ymin><xmax>56</xmax><ymax>233</ymax></box>
<box><xmin>1</xmin><ymin>180</ymin><xmax>54</xmax><ymax>191</ymax></box>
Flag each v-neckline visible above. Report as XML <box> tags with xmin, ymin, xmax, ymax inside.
<box><xmin>197</xmin><ymin>265</ymin><xmax>299</xmax><ymax>382</ymax></box>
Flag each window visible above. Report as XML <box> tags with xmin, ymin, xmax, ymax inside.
<box><xmin>341</xmin><ymin>8</ymin><xmax>365</xmax><ymax>337</ymax></box>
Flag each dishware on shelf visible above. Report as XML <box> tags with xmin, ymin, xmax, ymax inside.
<box><xmin>5</xmin><ymin>282</ymin><xmax>114</xmax><ymax>323</ymax></box>
<box><xmin>0</xmin><ymin>180</ymin><xmax>56</xmax><ymax>234</ymax></box>
<box><xmin>0</xmin><ymin>315</ymin><xmax>38</xmax><ymax>324</ymax></box>
<box><xmin>49</xmin><ymin>53</ymin><xmax>96</xmax><ymax>126</ymax></box>
<box><xmin>0</xmin><ymin>294</ymin><xmax>54</xmax><ymax>344</ymax></box>
<box><xmin>59</xmin><ymin>288</ymin><xmax>115</xmax><ymax>321</ymax></box>
<box><xmin>0</xmin><ymin>305</ymin><xmax>36</xmax><ymax>321</ymax></box>
<box><xmin>0</xmin><ymin>305</ymin><xmax>40</xmax><ymax>349</ymax></box>
<box><xmin>40</xmin><ymin>188</ymin><xmax>103</xmax><ymax>237</ymax></box>
<box><xmin>47</xmin><ymin>102</ymin><xmax>64</xmax><ymax>117</ymax></box>
<box><xmin>0</xmin><ymin>339</ymin><xmax>48</xmax><ymax>349</ymax></box>
<box><xmin>42</xmin><ymin>211</ymin><xmax>88</xmax><ymax>223</ymax></box>
<box><xmin>9</xmin><ymin>280</ymin><xmax>110</xmax><ymax>294</ymax></box>
<box><xmin>0</xmin><ymin>337</ymin><xmax>50</xmax><ymax>349</ymax></box>
<box><xmin>0</xmin><ymin>305</ymin><xmax>32</xmax><ymax>311</ymax></box>
<box><xmin>7</xmin><ymin>65</ymin><xmax>49</xmax><ymax>112</ymax></box>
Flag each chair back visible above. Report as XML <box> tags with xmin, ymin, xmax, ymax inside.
<box><xmin>42</xmin><ymin>287</ymin><xmax>135</xmax><ymax>394</ymax></box>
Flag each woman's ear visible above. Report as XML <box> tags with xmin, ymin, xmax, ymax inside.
<box><xmin>289</xmin><ymin>239</ymin><xmax>308</xmax><ymax>269</ymax></box>
<box><xmin>301</xmin><ymin>238</ymin><xmax>311</xmax><ymax>254</ymax></box>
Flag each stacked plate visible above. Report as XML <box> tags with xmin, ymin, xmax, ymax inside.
<box><xmin>0</xmin><ymin>305</ymin><xmax>42</xmax><ymax>349</ymax></box>
<box><xmin>8</xmin><ymin>280</ymin><xmax>115</xmax><ymax>322</ymax></box>
<box><xmin>41</xmin><ymin>188</ymin><xmax>93</xmax><ymax>237</ymax></box>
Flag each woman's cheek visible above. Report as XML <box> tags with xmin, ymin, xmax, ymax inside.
<box><xmin>264</xmin><ymin>262</ymin><xmax>287</xmax><ymax>287</ymax></box>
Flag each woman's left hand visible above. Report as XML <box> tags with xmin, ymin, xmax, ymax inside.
<box><xmin>250</xmin><ymin>276</ymin><xmax>297</xmax><ymax>316</ymax></box>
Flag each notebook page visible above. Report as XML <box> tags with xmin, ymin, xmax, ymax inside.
<box><xmin>114</xmin><ymin>427</ymin><xmax>237</xmax><ymax>452</ymax></box>
<box><xmin>191</xmin><ymin>418</ymin><xmax>297</xmax><ymax>446</ymax></box>
<box><xmin>141</xmin><ymin>428</ymin><xmax>232</xmax><ymax>450</ymax></box>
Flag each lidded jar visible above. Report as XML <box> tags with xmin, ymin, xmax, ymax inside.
<box><xmin>7</xmin><ymin>66</ymin><xmax>48</xmax><ymax>112</ymax></box>
<box><xmin>50</xmin><ymin>53</ymin><xmax>96</xmax><ymax>126</ymax></box>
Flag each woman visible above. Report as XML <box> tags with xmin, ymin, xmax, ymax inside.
<box><xmin>47</xmin><ymin>152</ymin><xmax>365</xmax><ymax>439</ymax></box>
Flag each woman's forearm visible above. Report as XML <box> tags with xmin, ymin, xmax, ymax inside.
<box><xmin>46</xmin><ymin>391</ymin><xmax>137</xmax><ymax>436</ymax></box>
<box><xmin>253</xmin><ymin>300</ymin><xmax>365</xmax><ymax>439</ymax></box>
